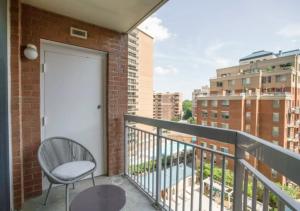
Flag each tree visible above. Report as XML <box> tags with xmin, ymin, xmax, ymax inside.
<box><xmin>182</xmin><ymin>100</ymin><xmax>192</xmax><ymax>120</ymax></box>
<box><xmin>188</xmin><ymin>116</ymin><xmax>196</xmax><ymax>124</ymax></box>
<box><xmin>183</xmin><ymin>109</ymin><xmax>192</xmax><ymax>120</ymax></box>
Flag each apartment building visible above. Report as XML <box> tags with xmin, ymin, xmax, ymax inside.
<box><xmin>128</xmin><ymin>29</ymin><xmax>153</xmax><ymax>118</ymax></box>
<box><xmin>153</xmin><ymin>92</ymin><xmax>183</xmax><ymax>120</ymax></box>
<box><xmin>196</xmin><ymin>49</ymin><xmax>300</xmax><ymax>183</ymax></box>
<box><xmin>192</xmin><ymin>85</ymin><xmax>209</xmax><ymax>117</ymax></box>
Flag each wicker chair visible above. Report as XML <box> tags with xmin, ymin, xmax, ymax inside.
<box><xmin>38</xmin><ymin>137</ymin><xmax>96</xmax><ymax>211</ymax></box>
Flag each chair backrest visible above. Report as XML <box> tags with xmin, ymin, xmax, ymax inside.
<box><xmin>38</xmin><ymin>137</ymin><xmax>95</xmax><ymax>174</ymax></box>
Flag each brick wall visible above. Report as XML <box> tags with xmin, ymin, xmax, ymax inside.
<box><xmin>11</xmin><ymin>2</ymin><xmax>128</xmax><ymax>208</ymax></box>
<box><xmin>10</xmin><ymin>0</ymin><xmax>23</xmax><ymax>208</ymax></box>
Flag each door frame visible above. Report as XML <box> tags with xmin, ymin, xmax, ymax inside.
<box><xmin>0</xmin><ymin>0</ymin><xmax>11</xmax><ymax>210</ymax></box>
<box><xmin>40</xmin><ymin>39</ymin><xmax>108</xmax><ymax>176</ymax></box>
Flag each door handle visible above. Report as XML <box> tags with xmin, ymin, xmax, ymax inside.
<box><xmin>97</xmin><ymin>105</ymin><xmax>101</xmax><ymax>109</ymax></box>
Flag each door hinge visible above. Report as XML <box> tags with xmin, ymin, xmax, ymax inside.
<box><xmin>41</xmin><ymin>63</ymin><xmax>46</xmax><ymax>73</ymax></box>
<box><xmin>41</xmin><ymin>117</ymin><xmax>45</xmax><ymax>126</ymax></box>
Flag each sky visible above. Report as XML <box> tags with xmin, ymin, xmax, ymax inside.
<box><xmin>138</xmin><ymin>0</ymin><xmax>300</xmax><ymax>100</ymax></box>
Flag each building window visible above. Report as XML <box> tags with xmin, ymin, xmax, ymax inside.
<box><xmin>262</xmin><ymin>76</ymin><xmax>271</xmax><ymax>84</ymax></box>
<box><xmin>201</xmin><ymin>111</ymin><xmax>208</xmax><ymax>118</ymax></box>
<box><xmin>271</xmin><ymin>169</ymin><xmax>278</xmax><ymax>178</ymax></box>
<box><xmin>228</xmin><ymin>80</ymin><xmax>235</xmax><ymax>86</ymax></box>
<box><xmin>216</xmin><ymin>81</ymin><xmax>223</xmax><ymax>87</ymax></box>
<box><xmin>273</xmin><ymin>100</ymin><xmax>280</xmax><ymax>108</ymax></box>
<box><xmin>246</xmin><ymin>100</ymin><xmax>251</xmax><ymax>107</ymax></box>
<box><xmin>246</xmin><ymin>112</ymin><xmax>251</xmax><ymax>120</ymax></box>
<box><xmin>210</xmin><ymin>144</ymin><xmax>217</xmax><ymax>150</ymax></box>
<box><xmin>273</xmin><ymin>112</ymin><xmax>279</xmax><ymax>122</ymax></box>
<box><xmin>210</xmin><ymin>145</ymin><xmax>217</xmax><ymax>163</ymax></box>
<box><xmin>201</xmin><ymin>100</ymin><xmax>208</xmax><ymax>107</ymax></box>
<box><xmin>245</xmin><ymin>124</ymin><xmax>251</xmax><ymax>133</ymax></box>
<box><xmin>211</xmin><ymin>122</ymin><xmax>218</xmax><ymax>127</ymax></box>
<box><xmin>201</xmin><ymin>121</ymin><xmax>207</xmax><ymax>126</ymax></box>
<box><xmin>211</xmin><ymin>100</ymin><xmax>218</xmax><ymax>107</ymax></box>
<box><xmin>272</xmin><ymin>127</ymin><xmax>279</xmax><ymax>137</ymax></box>
<box><xmin>211</xmin><ymin>111</ymin><xmax>218</xmax><ymax>119</ymax></box>
<box><xmin>221</xmin><ymin>147</ymin><xmax>229</xmax><ymax>153</ymax></box>
<box><xmin>245</xmin><ymin>152</ymin><xmax>250</xmax><ymax>159</ymax></box>
<box><xmin>201</xmin><ymin>142</ymin><xmax>207</xmax><ymax>158</ymax></box>
<box><xmin>221</xmin><ymin>111</ymin><xmax>229</xmax><ymax>120</ymax></box>
<box><xmin>242</xmin><ymin>77</ymin><xmax>251</xmax><ymax>85</ymax></box>
<box><xmin>221</xmin><ymin>123</ymin><xmax>229</xmax><ymax>129</ymax></box>
<box><xmin>275</xmin><ymin>75</ymin><xmax>287</xmax><ymax>82</ymax></box>
<box><xmin>222</xmin><ymin>100</ymin><xmax>229</xmax><ymax>107</ymax></box>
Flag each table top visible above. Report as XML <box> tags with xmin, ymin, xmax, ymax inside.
<box><xmin>70</xmin><ymin>184</ymin><xmax>126</xmax><ymax>211</ymax></box>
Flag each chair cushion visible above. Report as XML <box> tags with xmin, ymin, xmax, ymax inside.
<box><xmin>51</xmin><ymin>161</ymin><xmax>95</xmax><ymax>180</ymax></box>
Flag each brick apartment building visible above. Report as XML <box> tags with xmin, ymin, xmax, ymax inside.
<box><xmin>128</xmin><ymin>29</ymin><xmax>153</xmax><ymax>118</ymax></box>
<box><xmin>153</xmin><ymin>92</ymin><xmax>183</xmax><ymax>120</ymax></box>
<box><xmin>196</xmin><ymin>49</ymin><xmax>300</xmax><ymax>183</ymax></box>
<box><xmin>192</xmin><ymin>85</ymin><xmax>209</xmax><ymax>117</ymax></box>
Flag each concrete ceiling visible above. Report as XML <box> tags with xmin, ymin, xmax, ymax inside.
<box><xmin>21</xmin><ymin>0</ymin><xmax>167</xmax><ymax>33</ymax></box>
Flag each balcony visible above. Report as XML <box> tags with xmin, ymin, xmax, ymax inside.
<box><xmin>23</xmin><ymin>176</ymin><xmax>155</xmax><ymax>211</ymax></box>
<box><xmin>124</xmin><ymin>115</ymin><xmax>300</xmax><ymax>211</ymax></box>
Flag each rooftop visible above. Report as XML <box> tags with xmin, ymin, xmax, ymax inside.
<box><xmin>239</xmin><ymin>49</ymin><xmax>300</xmax><ymax>62</ymax></box>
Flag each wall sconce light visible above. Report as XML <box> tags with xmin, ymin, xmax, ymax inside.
<box><xmin>24</xmin><ymin>44</ymin><xmax>38</xmax><ymax>60</ymax></box>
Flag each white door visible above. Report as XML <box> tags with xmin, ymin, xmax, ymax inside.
<box><xmin>41</xmin><ymin>42</ymin><xmax>106</xmax><ymax>180</ymax></box>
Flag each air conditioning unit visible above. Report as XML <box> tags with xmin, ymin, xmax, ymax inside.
<box><xmin>296</xmin><ymin>120</ymin><xmax>300</xmax><ymax>127</ymax></box>
<box><xmin>295</xmin><ymin>107</ymin><xmax>300</xmax><ymax>114</ymax></box>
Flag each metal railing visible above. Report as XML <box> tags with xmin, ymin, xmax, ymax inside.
<box><xmin>124</xmin><ymin>114</ymin><xmax>300</xmax><ymax>211</ymax></box>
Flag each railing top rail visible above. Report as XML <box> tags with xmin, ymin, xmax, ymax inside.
<box><xmin>240</xmin><ymin>159</ymin><xmax>300</xmax><ymax>211</ymax></box>
<box><xmin>237</xmin><ymin>132</ymin><xmax>300</xmax><ymax>186</ymax></box>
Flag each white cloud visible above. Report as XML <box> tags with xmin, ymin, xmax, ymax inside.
<box><xmin>204</xmin><ymin>42</ymin><xmax>226</xmax><ymax>57</ymax></box>
<box><xmin>277</xmin><ymin>24</ymin><xmax>300</xmax><ymax>38</ymax></box>
<box><xmin>154</xmin><ymin>66</ymin><xmax>178</xmax><ymax>76</ymax></box>
<box><xmin>203</xmin><ymin>41</ymin><xmax>235</xmax><ymax>68</ymax></box>
<box><xmin>138</xmin><ymin>16</ymin><xmax>171</xmax><ymax>41</ymax></box>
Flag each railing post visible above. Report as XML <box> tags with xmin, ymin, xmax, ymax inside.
<box><xmin>124</xmin><ymin>119</ymin><xmax>129</xmax><ymax>176</ymax></box>
<box><xmin>233</xmin><ymin>133</ymin><xmax>245</xmax><ymax>211</ymax></box>
<box><xmin>155</xmin><ymin>127</ymin><xmax>162</xmax><ymax>207</ymax></box>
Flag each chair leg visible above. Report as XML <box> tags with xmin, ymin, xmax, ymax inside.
<box><xmin>43</xmin><ymin>183</ymin><xmax>53</xmax><ymax>206</ymax></box>
<box><xmin>91</xmin><ymin>173</ymin><xmax>95</xmax><ymax>186</ymax></box>
<box><xmin>65</xmin><ymin>184</ymin><xmax>69</xmax><ymax>211</ymax></box>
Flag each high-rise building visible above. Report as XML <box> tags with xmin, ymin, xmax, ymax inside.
<box><xmin>128</xmin><ymin>29</ymin><xmax>153</xmax><ymax>119</ymax></box>
<box><xmin>192</xmin><ymin>85</ymin><xmax>209</xmax><ymax>117</ymax></box>
<box><xmin>153</xmin><ymin>92</ymin><xmax>182</xmax><ymax>120</ymax></box>
<box><xmin>196</xmin><ymin>49</ymin><xmax>300</xmax><ymax>183</ymax></box>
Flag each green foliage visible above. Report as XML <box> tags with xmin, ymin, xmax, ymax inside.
<box><xmin>129</xmin><ymin>160</ymin><xmax>156</xmax><ymax>175</ymax></box>
<box><xmin>171</xmin><ymin>117</ymin><xmax>180</xmax><ymax>122</ymax></box>
<box><xmin>197</xmin><ymin>163</ymin><xmax>234</xmax><ymax>187</ymax></box>
<box><xmin>187</xmin><ymin>117</ymin><xmax>196</xmax><ymax>124</ymax></box>
<box><xmin>183</xmin><ymin>109</ymin><xmax>192</xmax><ymax>120</ymax></box>
<box><xmin>182</xmin><ymin>100</ymin><xmax>192</xmax><ymax>120</ymax></box>
<box><xmin>265</xmin><ymin>66</ymin><xmax>273</xmax><ymax>72</ymax></box>
<box><xmin>183</xmin><ymin>100</ymin><xmax>192</xmax><ymax>112</ymax></box>
<box><xmin>197</xmin><ymin>163</ymin><xmax>300</xmax><ymax>209</ymax></box>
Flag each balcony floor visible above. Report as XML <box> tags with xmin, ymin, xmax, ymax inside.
<box><xmin>23</xmin><ymin>175</ymin><xmax>157</xmax><ymax>211</ymax></box>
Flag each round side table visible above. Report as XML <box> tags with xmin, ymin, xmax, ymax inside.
<box><xmin>70</xmin><ymin>184</ymin><xmax>126</xmax><ymax>211</ymax></box>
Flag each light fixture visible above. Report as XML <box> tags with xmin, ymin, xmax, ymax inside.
<box><xmin>24</xmin><ymin>44</ymin><xmax>38</xmax><ymax>60</ymax></box>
